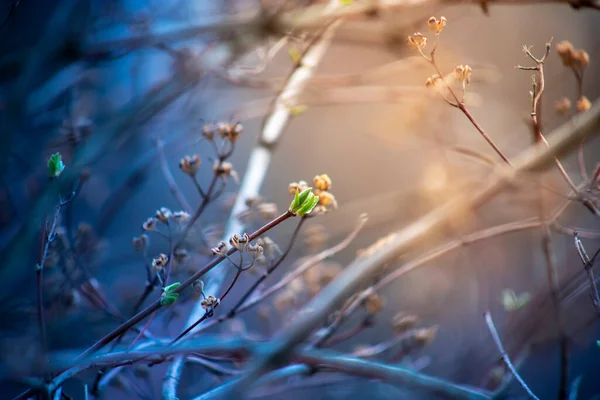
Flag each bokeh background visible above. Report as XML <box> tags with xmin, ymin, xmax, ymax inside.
<box><xmin>1</xmin><ymin>0</ymin><xmax>600</xmax><ymax>399</ymax></box>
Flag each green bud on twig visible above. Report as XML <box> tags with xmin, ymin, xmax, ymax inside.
<box><xmin>161</xmin><ymin>282</ymin><xmax>181</xmax><ymax>306</ymax></box>
<box><xmin>288</xmin><ymin>188</ymin><xmax>319</xmax><ymax>216</ymax></box>
<box><xmin>48</xmin><ymin>153</ymin><xmax>65</xmax><ymax>178</ymax></box>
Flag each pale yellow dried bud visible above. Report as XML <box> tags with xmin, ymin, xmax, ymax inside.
<box><xmin>313</xmin><ymin>174</ymin><xmax>332</xmax><ymax>191</ymax></box>
<box><xmin>365</xmin><ymin>292</ymin><xmax>385</xmax><ymax>314</ymax></box>
<box><xmin>454</xmin><ymin>65</ymin><xmax>472</xmax><ymax>83</ymax></box>
<box><xmin>554</xmin><ymin>97</ymin><xmax>571</xmax><ymax>115</ymax></box>
<box><xmin>556</xmin><ymin>40</ymin><xmax>575</xmax><ymax>67</ymax></box>
<box><xmin>572</xmin><ymin>50</ymin><xmax>590</xmax><ymax>70</ymax></box>
<box><xmin>288</xmin><ymin>180</ymin><xmax>309</xmax><ymax>196</ymax></box>
<box><xmin>576</xmin><ymin>96</ymin><xmax>592</xmax><ymax>112</ymax></box>
<box><xmin>427</xmin><ymin>16</ymin><xmax>446</xmax><ymax>34</ymax></box>
<box><xmin>392</xmin><ymin>313</ymin><xmax>420</xmax><ymax>334</ymax></box>
<box><xmin>425</xmin><ymin>74</ymin><xmax>441</xmax><ymax>89</ymax></box>
<box><xmin>179</xmin><ymin>154</ymin><xmax>201</xmax><ymax>175</ymax></box>
<box><xmin>406</xmin><ymin>33</ymin><xmax>427</xmax><ymax>50</ymax></box>
<box><xmin>318</xmin><ymin>191</ymin><xmax>337</xmax><ymax>208</ymax></box>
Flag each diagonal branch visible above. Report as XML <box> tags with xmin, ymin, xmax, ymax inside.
<box><xmin>226</xmin><ymin>100</ymin><xmax>600</xmax><ymax>396</ymax></box>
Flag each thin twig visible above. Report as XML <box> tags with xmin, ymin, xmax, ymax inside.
<box><xmin>484</xmin><ymin>312</ymin><xmax>540</xmax><ymax>400</ymax></box>
<box><xmin>226</xmin><ymin>101</ymin><xmax>600</xmax><ymax>396</ymax></box>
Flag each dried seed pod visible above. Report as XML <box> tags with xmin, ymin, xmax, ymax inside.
<box><xmin>179</xmin><ymin>155</ymin><xmax>201</xmax><ymax>175</ymax></box>
<box><xmin>172</xmin><ymin>211</ymin><xmax>191</xmax><ymax>224</ymax></box>
<box><xmin>155</xmin><ymin>207</ymin><xmax>172</xmax><ymax>224</ymax></box>
<box><xmin>576</xmin><ymin>96</ymin><xmax>592</xmax><ymax>112</ymax></box>
<box><xmin>406</xmin><ymin>33</ymin><xmax>427</xmax><ymax>50</ymax></box>
<box><xmin>152</xmin><ymin>253</ymin><xmax>169</xmax><ymax>272</ymax></box>
<box><xmin>201</xmin><ymin>295</ymin><xmax>220</xmax><ymax>310</ymax></box>
<box><xmin>313</xmin><ymin>174</ymin><xmax>332</xmax><ymax>191</ymax></box>
<box><xmin>229</xmin><ymin>233</ymin><xmax>250</xmax><ymax>251</ymax></box>
<box><xmin>142</xmin><ymin>217</ymin><xmax>157</xmax><ymax>231</ymax></box>
<box><xmin>211</xmin><ymin>241</ymin><xmax>229</xmax><ymax>256</ymax></box>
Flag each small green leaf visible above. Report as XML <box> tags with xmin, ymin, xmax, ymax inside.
<box><xmin>289</xmin><ymin>187</ymin><xmax>319</xmax><ymax>216</ymax></box>
<box><xmin>297</xmin><ymin>187</ymin><xmax>312</xmax><ymax>205</ymax></box>
<box><xmin>297</xmin><ymin>194</ymin><xmax>319</xmax><ymax>216</ymax></box>
<box><xmin>288</xmin><ymin>47</ymin><xmax>301</xmax><ymax>64</ymax></box>
<box><xmin>289</xmin><ymin>189</ymin><xmax>301</xmax><ymax>212</ymax></box>
<box><xmin>502</xmin><ymin>289</ymin><xmax>531</xmax><ymax>312</ymax></box>
<box><xmin>160</xmin><ymin>293</ymin><xmax>179</xmax><ymax>306</ymax></box>
<box><xmin>164</xmin><ymin>282</ymin><xmax>181</xmax><ymax>294</ymax></box>
<box><xmin>47</xmin><ymin>153</ymin><xmax>65</xmax><ymax>178</ymax></box>
<box><xmin>340</xmin><ymin>0</ymin><xmax>353</xmax><ymax>4</ymax></box>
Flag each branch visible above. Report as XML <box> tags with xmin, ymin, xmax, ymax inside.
<box><xmin>226</xmin><ymin>100</ymin><xmax>600</xmax><ymax>395</ymax></box>
<box><xmin>162</xmin><ymin>12</ymin><xmax>342</xmax><ymax>400</ymax></box>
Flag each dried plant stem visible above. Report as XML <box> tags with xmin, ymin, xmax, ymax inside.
<box><xmin>484</xmin><ymin>312</ymin><xmax>540</xmax><ymax>400</ymax></box>
<box><xmin>162</xmin><ymin>13</ymin><xmax>342</xmax><ymax>400</ymax></box>
<box><xmin>227</xmin><ymin>217</ymin><xmax>306</xmax><ymax>318</ymax></box>
<box><xmin>72</xmin><ymin>213</ymin><xmax>293</xmax><ymax>361</ymax></box>
<box><xmin>14</xmin><ymin>211</ymin><xmax>297</xmax><ymax>400</ymax></box>
<box><xmin>190</xmin><ymin>214</ymin><xmax>367</xmax><ymax>334</ymax></box>
<box><xmin>227</xmin><ymin>101</ymin><xmax>600</xmax><ymax>396</ymax></box>
<box><xmin>424</xmin><ymin>42</ymin><xmax>511</xmax><ymax>165</ymax></box>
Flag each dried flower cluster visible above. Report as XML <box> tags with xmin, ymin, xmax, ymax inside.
<box><xmin>556</xmin><ymin>40</ymin><xmax>590</xmax><ymax>70</ymax></box>
<box><xmin>555</xmin><ymin>40</ymin><xmax>592</xmax><ymax>114</ymax></box>
<box><xmin>454</xmin><ymin>65</ymin><xmax>472</xmax><ymax>84</ymax></box>
<box><xmin>152</xmin><ymin>253</ymin><xmax>168</xmax><ymax>272</ymax></box>
<box><xmin>202</xmin><ymin>121</ymin><xmax>243</xmax><ymax>143</ymax></box>
<box><xmin>408</xmin><ymin>17</ymin><xmax>473</xmax><ymax>103</ymax></box>
<box><xmin>406</xmin><ymin>33</ymin><xmax>427</xmax><ymax>50</ymax></box>
<box><xmin>140</xmin><ymin>208</ymin><xmax>191</xmax><ymax>234</ymax></box>
<box><xmin>201</xmin><ymin>295</ymin><xmax>220</xmax><ymax>310</ymax></box>
<box><xmin>179</xmin><ymin>155</ymin><xmax>201</xmax><ymax>176</ymax></box>
<box><xmin>427</xmin><ymin>16</ymin><xmax>447</xmax><ymax>34</ymax></box>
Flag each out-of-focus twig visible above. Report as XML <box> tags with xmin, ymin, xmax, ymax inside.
<box><xmin>162</xmin><ymin>11</ymin><xmax>342</xmax><ymax>400</ymax></box>
<box><xmin>484</xmin><ymin>312</ymin><xmax>540</xmax><ymax>400</ymax></box>
<box><xmin>227</xmin><ymin>100</ymin><xmax>600</xmax><ymax>396</ymax></box>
